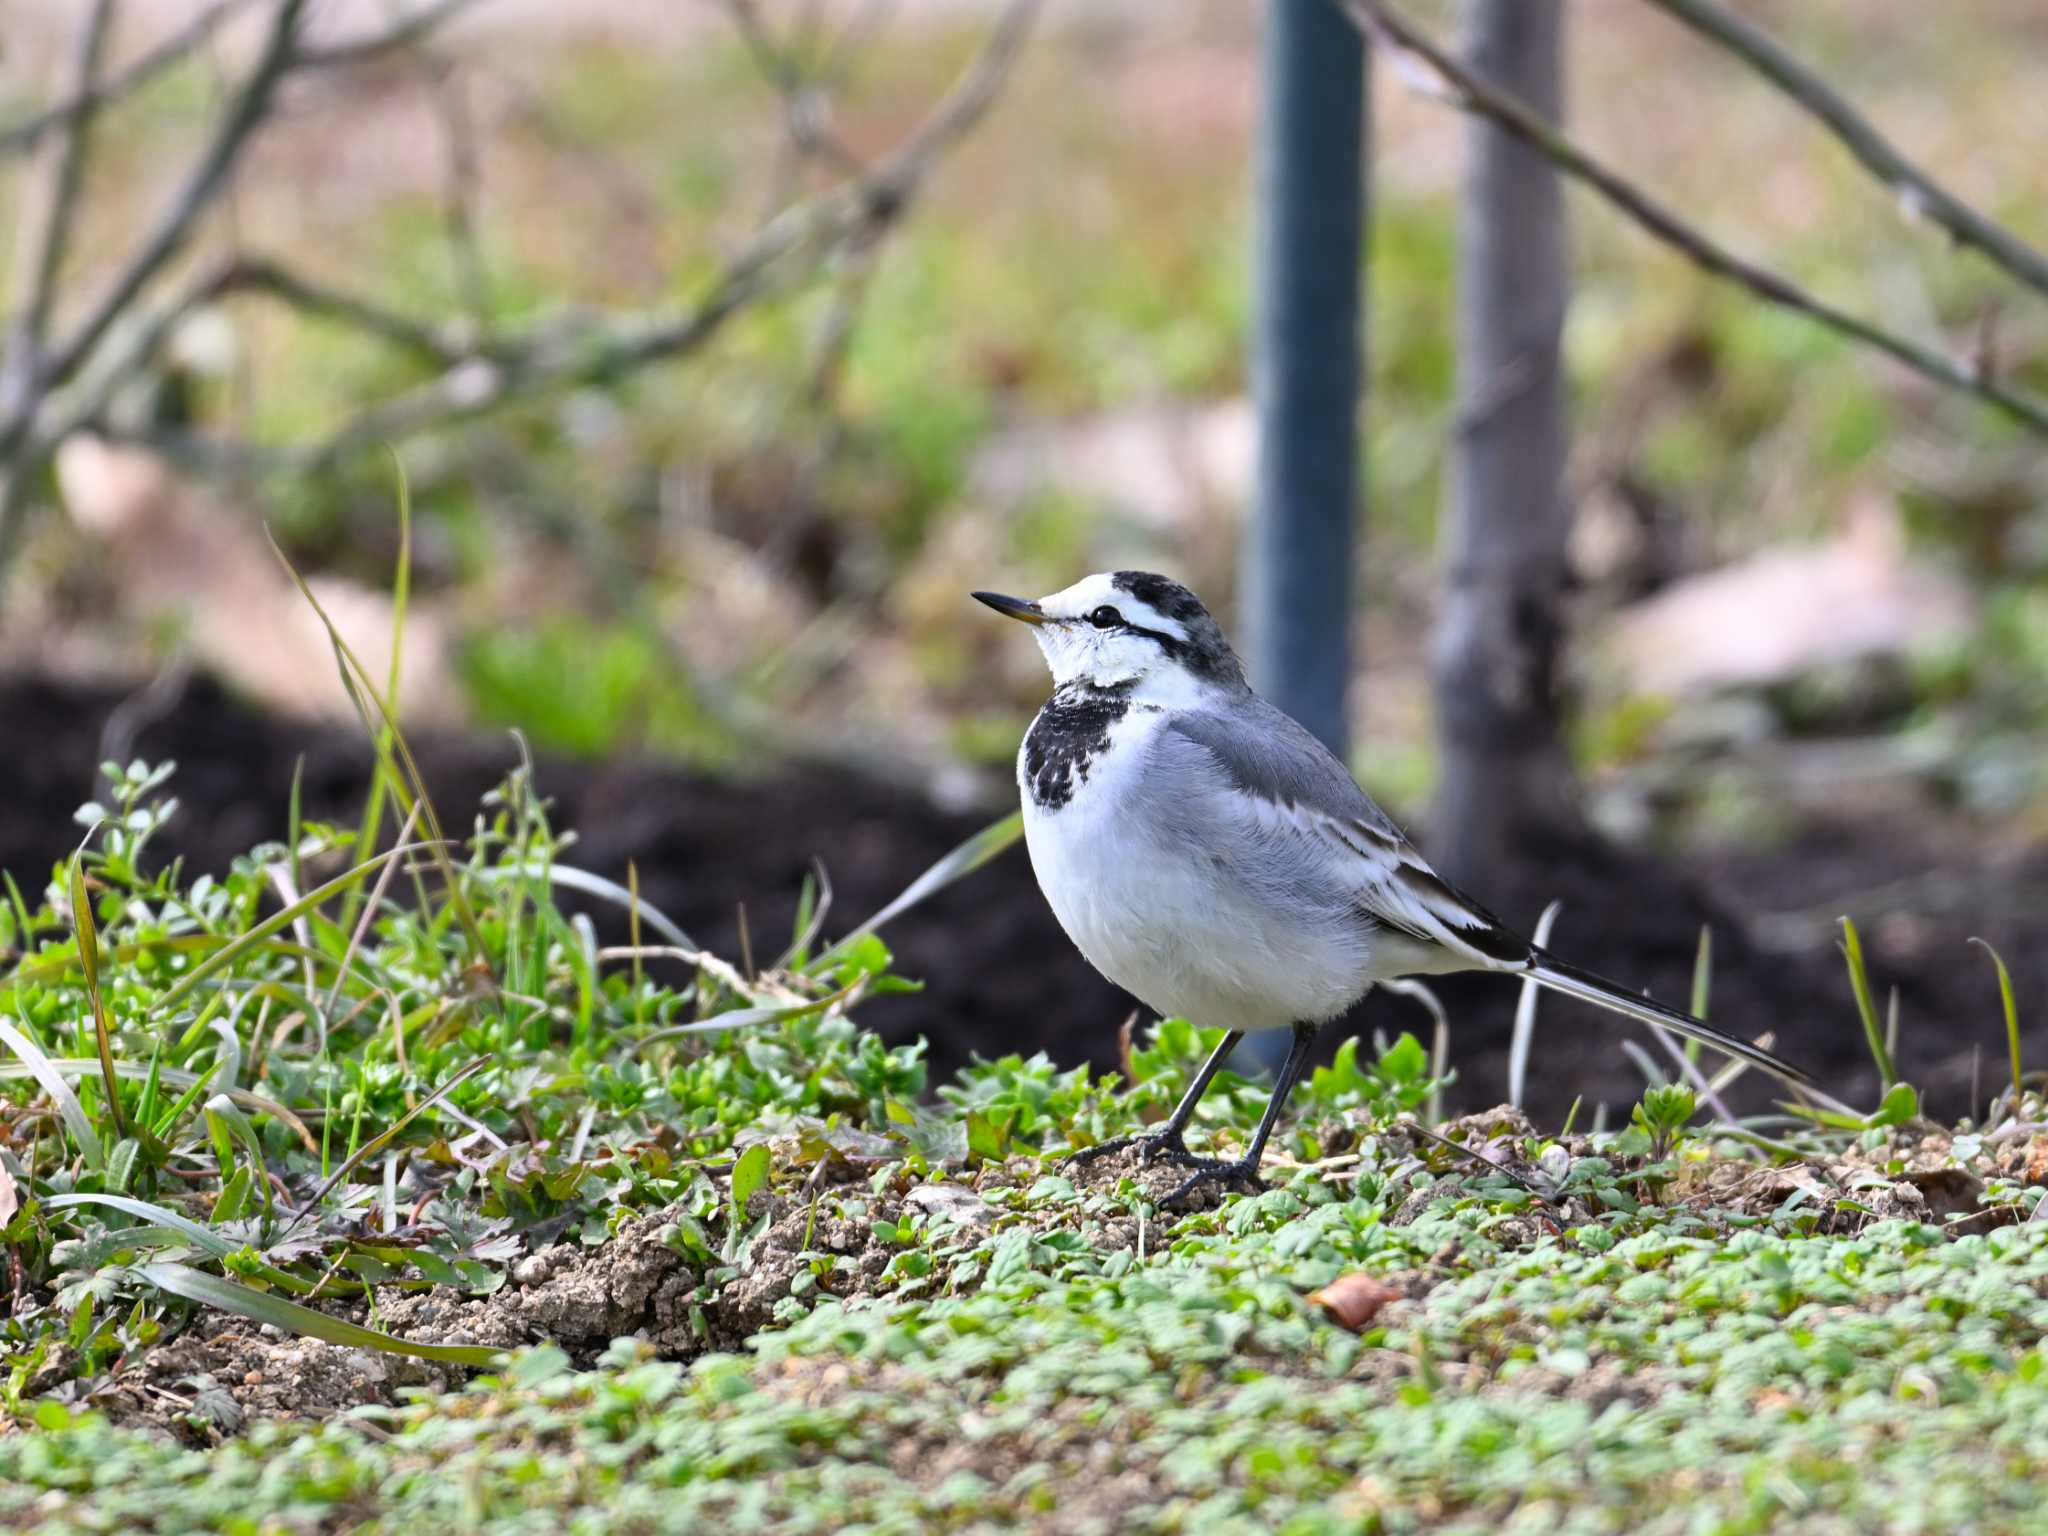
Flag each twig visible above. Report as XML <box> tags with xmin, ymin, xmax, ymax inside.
<box><xmin>1</xmin><ymin>0</ymin><xmax>118</xmax><ymax>408</ymax></box>
<box><xmin>407</xmin><ymin>33</ymin><xmax>495</xmax><ymax>327</ymax></box>
<box><xmin>72</xmin><ymin>0</ymin><xmax>1043</xmax><ymax>474</ymax></box>
<box><xmin>1641</xmin><ymin>0</ymin><xmax>2048</xmax><ymax>306</ymax></box>
<box><xmin>23</xmin><ymin>254</ymin><xmax>464</xmax><ymax>461</ymax></box>
<box><xmin>0</xmin><ymin>0</ymin><xmax>263</xmax><ymax>157</ymax></box>
<box><xmin>288</xmin><ymin>0</ymin><xmax>488</xmax><ymax>69</ymax></box>
<box><xmin>0</xmin><ymin>1</ymin><xmax>118</xmax><ymax>552</ymax></box>
<box><xmin>723</xmin><ymin>0</ymin><xmax>864</xmax><ymax>176</ymax></box>
<box><xmin>209</xmin><ymin>256</ymin><xmax>468</xmax><ymax>363</ymax></box>
<box><xmin>322</xmin><ymin>803</ymin><xmax>424</xmax><ymax>1027</ymax></box>
<box><xmin>1408</xmin><ymin>1122</ymin><xmax>1558</xmax><ymax>1207</ymax></box>
<box><xmin>0</xmin><ymin>0</ymin><xmax>484</xmax><ymax>158</ymax></box>
<box><xmin>1333</xmin><ymin>0</ymin><xmax>2048</xmax><ymax>437</ymax></box>
<box><xmin>40</xmin><ymin>0</ymin><xmax>313</xmax><ymax>395</ymax></box>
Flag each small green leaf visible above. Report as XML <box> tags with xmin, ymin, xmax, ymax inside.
<box><xmin>1866</xmin><ymin>1081</ymin><xmax>1919</xmax><ymax>1129</ymax></box>
<box><xmin>211</xmin><ymin>1164</ymin><xmax>253</xmax><ymax>1224</ymax></box>
<box><xmin>965</xmin><ymin>1105</ymin><xmax>1020</xmax><ymax>1164</ymax></box>
<box><xmin>811</xmin><ymin>812</ymin><xmax>1022</xmax><ymax>973</ymax></box>
<box><xmin>68</xmin><ymin>1292</ymin><xmax>96</xmax><ymax>1350</ymax></box>
<box><xmin>1377</xmin><ymin>1031</ymin><xmax>1428</xmax><ymax>1086</ymax></box>
<box><xmin>105</xmin><ymin>1137</ymin><xmax>140</xmax><ymax>1195</ymax></box>
<box><xmin>731</xmin><ymin>1143</ymin><xmax>771</xmax><ymax>1219</ymax></box>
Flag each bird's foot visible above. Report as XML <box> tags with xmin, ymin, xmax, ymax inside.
<box><xmin>1161</xmin><ymin>1157</ymin><xmax>1265</xmax><ymax>1208</ymax></box>
<box><xmin>1065</xmin><ymin>1125</ymin><xmax>1205</xmax><ymax>1170</ymax></box>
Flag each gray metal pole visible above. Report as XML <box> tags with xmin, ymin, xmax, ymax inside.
<box><xmin>1243</xmin><ymin>0</ymin><xmax>1368</xmax><ymax>761</ymax></box>
<box><xmin>1240</xmin><ymin>0</ymin><xmax>1368</xmax><ymax>1071</ymax></box>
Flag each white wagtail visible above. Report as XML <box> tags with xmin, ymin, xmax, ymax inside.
<box><xmin>976</xmin><ymin>571</ymin><xmax>1812</xmax><ymax>1205</ymax></box>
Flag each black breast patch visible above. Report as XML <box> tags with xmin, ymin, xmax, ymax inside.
<box><xmin>1023</xmin><ymin>684</ymin><xmax>1132</xmax><ymax>811</ymax></box>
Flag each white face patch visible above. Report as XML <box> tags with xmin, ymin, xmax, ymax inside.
<box><xmin>1026</xmin><ymin>573</ymin><xmax>1190</xmax><ymax>692</ymax></box>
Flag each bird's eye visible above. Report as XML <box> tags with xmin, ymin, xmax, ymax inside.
<box><xmin>1087</xmin><ymin>605</ymin><xmax>1123</xmax><ymax>629</ymax></box>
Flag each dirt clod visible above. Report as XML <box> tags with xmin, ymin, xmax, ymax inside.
<box><xmin>85</xmin><ymin>1313</ymin><xmax>459</xmax><ymax>1440</ymax></box>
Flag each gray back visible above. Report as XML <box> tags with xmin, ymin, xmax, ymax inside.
<box><xmin>1164</xmin><ymin>697</ymin><xmax>1407</xmax><ymax>842</ymax></box>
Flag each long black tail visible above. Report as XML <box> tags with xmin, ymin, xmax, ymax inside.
<box><xmin>1527</xmin><ymin>949</ymin><xmax>1813</xmax><ymax>1089</ymax></box>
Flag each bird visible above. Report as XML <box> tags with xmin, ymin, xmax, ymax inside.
<box><xmin>974</xmin><ymin>570</ymin><xmax>1813</xmax><ymax>1206</ymax></box>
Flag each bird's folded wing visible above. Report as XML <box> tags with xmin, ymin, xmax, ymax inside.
<box><xmin>1249</xmin><ymin>795</ymin><xmax>1531</xmax><ymax>967</ymax></box>
<box><xmin>1160</xmin><ymin>709</ymin><xmax>1533</xmax><ymax>968</ymax></box>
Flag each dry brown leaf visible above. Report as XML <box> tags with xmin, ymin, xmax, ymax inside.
<box><xmin>1116</xmin><ymin>1010</ymin><xmax>1140</xmax><ymax>1085</ymax></box>
<box><xmin>1308</xmin><ymin>1272</ymin><xmax>1400</xmax><ymax>1332</ymax></box>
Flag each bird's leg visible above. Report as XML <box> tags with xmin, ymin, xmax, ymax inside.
<box><xmin>1066</xmin><ymin>1029</ymin><xmax>1245</xmax><ymax>1169</ymax></box>
<box><xmin>1163</xmin><ymin>1022</ymin><xmax>1318</xmax><ymax>1207</ymax></box>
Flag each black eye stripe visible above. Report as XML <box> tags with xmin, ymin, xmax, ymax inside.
<box><xmin>1074</xmin><ymin>606</ymin><xmax>1180</xmax><ymax>654</ymax></box>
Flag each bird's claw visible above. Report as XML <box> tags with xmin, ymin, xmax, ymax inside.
<box><xmin>1161</xmin><ymin>1158</ymin><xmax>1265</xmax><ymax>1208</ymax></box>
<box><xmin>1066</xmin><ymin>1126</ymin><xmax>1194</xmax><ymax>1169</ymax></box>
<box><xmin>1069</xmin><ymin>1131</ymin><xmax>1265</xmax><ymax>1204</ymax></box>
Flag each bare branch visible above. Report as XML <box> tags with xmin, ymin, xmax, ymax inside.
<box><xmin>1334</xmin><ymin>0</ymin><xmax>2048</xmax><ymax>437</ymax></box>
<box><xmin>1641</xmin><ymin>0</ymin><xmax>2048</xmax><ymax>305</ymax></box>
<box><xmin>288</xmin><ymin>0</ymin><xmax>488</xmax><ymax>69</ymax></box>
<box><xmin>72</xmin><ymin>0</ymin><xmax>1043</xmax><ymax>475</ymax></box>
<box><xmin>0</xmin><ymin>0</ymin><xmax>263</xmax><ymax>158</ymax></box>
<box><xmin>2</xmin><ymin>0</ymin><xmax>118</xmax><ymax>409</ymax></box>
<box><xmin>722</xmin><ymin>0</ymin><xmax>865</xmax><ymax>176</ymax></box>
<box><xmin>406</xmin><ymin>37</ymin><xmax>495</xmax><ymax>327</ymax></box>
<box><xmin>866</xmin><ymin>0</ymin><xmax>1038</xmax><ymax>198</ymax></box>
<box><xmin>0</xmin><ymin>0</ymin><xmax>119</xmax><ymax>552</ymax></box>
<box><xmin>40</xmin><ymin>0</ymin><xmax>313</xmax><ymax>394</ymax></box>
<box><xmin>27</xmin><ymin>254</ymin><xmax>469</xmax><ymax>462</ymax></box>
<box><xmin>0</xmin><ymin>0</ymin><xmax>485</xmax><ymax>160</ymax></box>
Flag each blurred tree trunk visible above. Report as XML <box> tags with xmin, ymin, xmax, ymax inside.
<box><xmin>1429</xmin><ymin>0</ymin><xmax>1581</xmax><ymax>886</ymax></box>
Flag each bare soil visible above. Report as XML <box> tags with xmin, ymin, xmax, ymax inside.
<box><xmin>42</xmin><ymin>1106</ymin><xmax>2048</xmax><ymax>1439</ymax></box>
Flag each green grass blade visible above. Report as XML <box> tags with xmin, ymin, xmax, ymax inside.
<box><xmin>278</xmin><ymin>1055</ymin><xmax>493</xmax><ymax>1239</ymax></box>
<box><xmin>149</xmin><ymin>844</ymin><xmax>420</xmax><ymax>1018</ymax></box>
<box><xmin>135</xmin><ymin>1261</ymin><xmax>503</xmax><ymax>1366</ymax></box>
<box><xmin>268</xmin><ymin>526</ymin><xmax>492</xmax><ymax>980</ymax></box>
<box><xmin>150</xmin><ymin>1058</ymin><xmax>224</xmax><ymax>1139</ymax></box>
<box><xmin>69</xmin><ymin>851</ymin><xmax>128</xmax><ymax>1139</ymax></box>
<box><xmin>384</xmin><ymin>451</ymin><xmax>413</xmax><ymax>711</ymax></box>
<box><xmin>0</xmin><ymin>1017</ymin><xmax>105</xmax><ymax>1170</ymax></box>
<box><xmin>1691</xmin><ymin>926</ymin><xmax>1713</xmax><ymax>1021</ymax></box>
<box><xmin>2</xmin><ymin>869</ymin><xmax>32</xmax><ymax>951</ymax></box>
<box><xmin>5</xmin><ymin>932</ymin><xmax>350</xmax><ymax>994</ymax></box>
<box><xmin>1685</xmin><ymin>925</ymin><xmax>1713</xmax><ymax>1067</ymax></box>
<box><xmin>1838</xmin><ymin>916</ymin><xmax>1896</xmax><ymax>1090</ymax></box>
<box><xmin>204</xmin><ymin>1094</ymin><xmax>275</xmax><ymax>1223</ymax></box>
<box><xmin>1969</xmin><ymin>936</ymin><xmax>2024</xmax><ymax>1110</ymax></box>
<box><xmin>45</xmin><ymin>1193</ymin><xmax>238</xmax><ymax>1258</ymax></box>
<box><xmin>0</xmin><ymin>1058</ymin><xmax>311</xmax><ymax>1150</ymax></box>
<box><xmin>471</xmin><ymin>864</ymin><xmax>696</xmax><ymax>950</ymax></box>
<box><xmin>812</xmin><ymin>812</ymin><xmax>1023</xmax><ymax>970</ymax></box>
<box><xmin>634</xmin><ymin>985</ymin><xmax>859</xmax><ymax>1046</ymax></box>
<box><xmin>287</xmin><ymin>755</ymin><xmax>305</xmax><ymax>904</ymax></box>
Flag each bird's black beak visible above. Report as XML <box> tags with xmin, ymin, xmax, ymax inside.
<box><xmin>972</xmin><ymin>591</ymin><xmax>1049</xmax><ymax>626</ymax></box>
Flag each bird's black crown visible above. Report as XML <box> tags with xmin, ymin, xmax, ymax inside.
<box><xmin>1110</xmin><ymin>571</ymin><xmax>1245</xmax><ymax>686</ymax></box>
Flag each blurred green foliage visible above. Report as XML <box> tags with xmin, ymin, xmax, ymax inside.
<box><xmin>460</xmin><ymin>619</ymin><xmax>735</xmax><ymax>761</ymax></box>
<box><xmin>17</xmin><ymin>5</ymin><xmax>2048</xmax><ymax>813</ymax></box>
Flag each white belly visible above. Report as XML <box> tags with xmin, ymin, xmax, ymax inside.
<box><xmin>1020</xmin><ymin>713</ymin><xmax>1374</xmax><ymax>1033</ymax></box>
